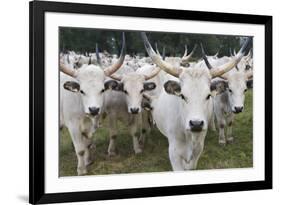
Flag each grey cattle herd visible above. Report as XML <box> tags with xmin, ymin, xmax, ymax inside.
<box><xmin>59</xmin><ymin>32</ymin><xmax>253</xmax><ymax>175</ymax></box>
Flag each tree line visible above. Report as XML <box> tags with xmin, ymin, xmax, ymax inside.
<box><xmin>59</xmin><ymin>27</ymin><xmax>252</xmax><ymax>59</ymax></box>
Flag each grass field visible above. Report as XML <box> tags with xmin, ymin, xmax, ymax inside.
<box><xmin>59</xmin><ymin>90</ymin><xmax>253</xmax><ymax>176</ymax></box>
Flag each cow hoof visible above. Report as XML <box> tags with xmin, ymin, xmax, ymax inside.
<box><xmin>134</xmin><ymin>148</ymin><xmax>143</xmax><ymax>154</ymax></box>
<box><xmin>227</xmin><ymin>137</ymin><xmax>234</xmax><ymax>143</ymax></box>
<box><xmin>89</xmin><ymin>143</ymin><xmax>96</xmax><ymax>151</ymax></box>
<box><xmin>108</xmin><ymin>151</ymin><xmax>117</xmax><ymax>157</ymax></box>
<box><xmin>85</xmin><ymin>158</ymin><xmax>94</xmax><ymax>167</ymax></box>
<box><xmin>138</xmin><ymin>141</ymin><xmax>145</xmax><ymax>149</ymax></box>
<box><xmin>139</xmin><ymin>144</ymin><xmax>144</xmax><ymax>150</ymax></box>
<box><xmin>77</xmin><ymin>168</ymin><xmax>88</xmax><ymax>176</ymax></box>
<box><xmin>219</xmin><ymin>140</ymin><xmax>226</xmax><ymax>146</ymax></box>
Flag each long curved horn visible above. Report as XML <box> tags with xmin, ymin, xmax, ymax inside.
<box><xmin>229</xmin><ymin>48</ymin><xmax>234</xmax><ymax>57</ymax></box>
<box><xmin>155</xmin><ymin>43</ymin><xmax>161</xmax><ymax>55</ymax></box>
<box><xmin>233</xmin><ymin>49</ymin><xmax>237</xmax><ymax>56</ymax></box>
<box><xmin>214</xmin><ymin>48</ymin><xmax>220</xmax><ymax>58</ymax></box>
<box><xmin>104</xmin><ymin>32</ymin><xmax>126</xmax><ymax>76</ymax></box>
<box><xmin>144</xmin><ymin>66</ymin><xmax>161</xmax><ymax>80</ymax></box>
<box><xmin>246</xmin><ymin>70</ymin><xmax>253</xmax><ymax>79</ymax></box>
<box><xmin>182</xmin><ymin>45</ymin><xmax>188</xmax><ymax>58</ymax></box>
<box><xmin>245</xmin><ymin>48</ymin><xmax>252</xmax><ymax>59</ymax></box>
<box><xmin>162</xmin><ymin>47</ymin><xmax>166</xmax><ymax>60</ymax></box>
<box><xmin>141</xmin><ymin>32</ymin><xmax>181</xmax><ymax>78</ymax></box>
<box><xmin>59</xmin><ymin>63</ymin><xmax>77</xmax><ymax>77</ymax></box>
<box><xmin>200</xmin><ymin>43</ymin><xmax>213</xmax><ymax>70</ymax></box>
<box><xmin>181</xmin><ymin>44</ymin><xmax>197</xmax><ymax>63</ymax></box>
<box><xmin>108</xmin><ymin>73</ymin><xmax>122</xmax><ymax>81</ymax></box>
<box><xmin>210</xmin><ymin>37</ymin><xmax>251</xmax><ymax>78</ymax></box>
<box><xmin>67</xmin><ymin>54</ymin><xmax>70</xmax><ymax>64</ymax></box>
<box><xmin>96</xmin><ymin>43</ymin><xmax>101</xmax><ymax>66</ymax></box>
<box><xmin>250</xmin><ymin>48</ymin><xmax>253</xmax><ymax>58</ymax></box>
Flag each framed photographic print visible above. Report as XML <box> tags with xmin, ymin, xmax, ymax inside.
<box><xmin>29</xmin><ymin>0</ymin><xmax>272</xmax><ymax>204</ymax></box>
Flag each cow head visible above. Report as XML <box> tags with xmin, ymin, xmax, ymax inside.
<box><xmin>109</xmin><ymin>64</ymin><xmax>159</xmax><ymax>114</ymax></box>
<box><xmin>60</xmin><ymin>33</ymin><xmax>126</xmax><ymax>117</ymax></box>
<box><xmin>218</xmin><ymin>55</ymin><xmax>253</xmax><ymax>113</ymax></box>
<box><xmin>163</xmin><ymin>67</ymin><xmax>212</xmax><ymax>132</ymax></box>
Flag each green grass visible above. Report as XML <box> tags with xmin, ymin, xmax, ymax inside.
<box><xmin>59</xmin><ymin>90</ymin><xmax>253</xmax><ymax>176</ymax></box>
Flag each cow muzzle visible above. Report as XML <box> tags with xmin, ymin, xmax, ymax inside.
<box><xmin>130</xmin><ymin>107</ymin><xmax>140</xmax><ymax>114</ymax></box>
<box><xmin>189</xmin><ymin>120</ymin><xmax>204</xmax><ymax>132</ymax></box>
<box><xmin>88</xmin><ymin>107</ymin><xmax>100</xmax><ymax>116</ymax></box>
<box><xmin>233</xmin><ymin>106</ymin><xmax>243</xmax><ymax>114</ymax></box>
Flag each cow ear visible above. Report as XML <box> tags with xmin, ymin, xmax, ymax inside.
<box><xmin>164</xmin><ymin>80</ymin><xmax>181</xmax><ymax>96</ymax></box>
<box><xmin>141</xmin><ymin>97</ymin><xmax>153</xmax><ymax>111</ymax></box>
<box><xmin>143</xmin><ymin>82</ymin><xmax>156</xmax><ymax>91</ymax></box>
<box><xmin>210</xmin><ymin>81</ymin><xmax>228</xmax><ymax>94</ymax></box>
<box><xmin>245</xmin><ymin>65</ymin><xmax>251</xmax><ymax>70</ymax></box>
<box><xmin>104</xmin><ymin>80</ymin><xmax>119</xmax><ymax>91</ymax></box>
<box><xmin>63</xmin><ymin>81</ymin><xmax>80</xmax><ymax>92</ymax></box>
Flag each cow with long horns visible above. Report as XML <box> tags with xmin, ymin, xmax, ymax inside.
<box><xmin>201</xmin><ymin>46</ymin><xmax>253</xmax><ymax>145</ymax></box>
<box><xmin>101</xmin><ymin>59</ymin><xmax>162</xmax><ymax>156</ymax></box>
<box><xmin>141</xmin><ymin>32</ymin><xmax>250</xmax><ymax>170</ymax></box>
<box><xmin>59</xmin><ymin>33</ymin><xmax>126</xmax><ymax>175</ymax></box>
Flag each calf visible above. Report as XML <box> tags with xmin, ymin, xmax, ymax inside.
<box><xmin>102</xmin><ymin>63</ymin><xmax>161</xmax><ymax>156</ymax></box>
<box><xmin>204</xmin><ymin>49</ymin><xmax>253</xmax><ymax>145</ymax></box>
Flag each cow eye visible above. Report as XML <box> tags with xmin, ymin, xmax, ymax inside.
<box><xmin>80</xmin><ymin>90</ymin><xmax>85</xmax><ymax>95</ymax></box>
<box><xmin>244</xmin><ymin>89</ymin><xmax>247</xmax><ymax>93</ymax></box>
<box><xmin>101</xmin><ymin>89</ymin><xmax>105</xmax><ymax>93</ymax></box>
<box><xmin>180</xmin><ymin>94</ymin><xmax>187</xmax><ymax>102</ymax></box>
<box><xmin>124</xmin><ymin>90</ymin><xmax>128</xmax><ymax>94</ymax></box>
<box><xmin>140</xmin><ymin>89</ymin><xmax>144</xmax><ymax>93</ymax></box>
<box><xmin>229</xmin><ymin>89</ymin><xmax>233</xmax><ymax>93</ymax></box>
<box><xmin>206</xmin><ymin>94</ymin><xmax>211</xmax><ymax>100</ymax></box>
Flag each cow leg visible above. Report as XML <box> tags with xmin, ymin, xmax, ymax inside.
<box><xmin>80</xmin><ymin>116</ymin><xmax>97</xmax><ymax>166</ymax></box>
<box><xmin>226</xmin><ymin>114</ymin><xmax>235</xmax><ymax>143</ymax></box>
<box><xmin>108</xmin><ymin>114</ymin><xmax>118</xmax><ymax>157</ymax></box>
<box><xmin>209</xmin><ymin>113</ymin><xmax>216</xmax><ymax>132</ymax></box>
<box><xmin>139</xmin><ymin>110</ymin><xmax>151</xmax><ymax>149</ymax></box>
<box><xmin>217</xmin><ymin>120</ymin><xmax>226</xmax><ymax>145</ymax></box>
<box><xmin>83</xmin><ymin>137</ymin><xmax>94</xmax><ymax>167</ymax></box>
<box><xmin>214</xmin><ymin>101</ymin><xmax>226</xmax><ymax>145</ymax></box>
<box><xmin>130</xmin><ymin>115</ymin><xmax>143</xmax><ymax>154</ymax></box>
<box><xmin>168</xmin><ymin>141</ymin><xmax>185</xmax><ymax>171</ymax></box>
<box><xmin>67</xmin><ymin>124</ymin><xmax>88</xmax><ymax>175</ymax></box>
<box><xmin>191</xmin><ymin>133</ymin><xmax>206</xmax><ymax>169</ymax></box>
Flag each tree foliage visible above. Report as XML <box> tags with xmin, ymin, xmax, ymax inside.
<box><xmin>59</xmin><ymin>27</ymin><xmax>251</xmax><ymax>59</ymax></box>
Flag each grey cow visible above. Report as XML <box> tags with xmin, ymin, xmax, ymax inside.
<box><xmin>203</xmin><ymin>50</ymin><xmax>253</xmax><ymax>145</ymax></box>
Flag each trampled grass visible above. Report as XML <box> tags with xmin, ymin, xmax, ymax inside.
<box><xmin>59</xmin><ymin>90</ymin><xmax>253</xmax><ymax>176</ymax></box>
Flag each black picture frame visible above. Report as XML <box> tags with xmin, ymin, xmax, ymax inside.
<box><xmin>29</xmin><ymin>1</ymin><xmax>272</xmax><ymax>204</ymax></box>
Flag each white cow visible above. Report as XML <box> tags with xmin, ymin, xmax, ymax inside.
<box><xmin>203</xmin><ymin>50</ymin><xmax>253</xmax><ymax>145</ymax></box>
<box><xmin>141</xmin><ymin>32</ymin><xmax>250</xmax><ymax>170</ymax></box>
<box><xmin>102</xmin><ymin>63</ymin><xmax>161</xmax><ymax>156</ymax></box>
<box><xmin>59</xmin><ymin>33</ymin><xmax>126</xmax><ymax>175</ymax></box>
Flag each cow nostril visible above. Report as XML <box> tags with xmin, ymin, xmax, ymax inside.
<box><xmin>189</xmin><ymin>120</ymin><xmax>204</xmax><ymax>132</ymax></box>
<box><xmin>88</xmin><ymin>107</ymin><xmax>100</xmax><ymax>116</ymax></box>
<box><xmin>130</xmin><ymin>108</ymin><xmax>139</xmax><ymax>114</ymax></box>
<box><xmin>234</xmin><ymin>106</ymin><xmax>243</xmax><ymax>113</ymax></box>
